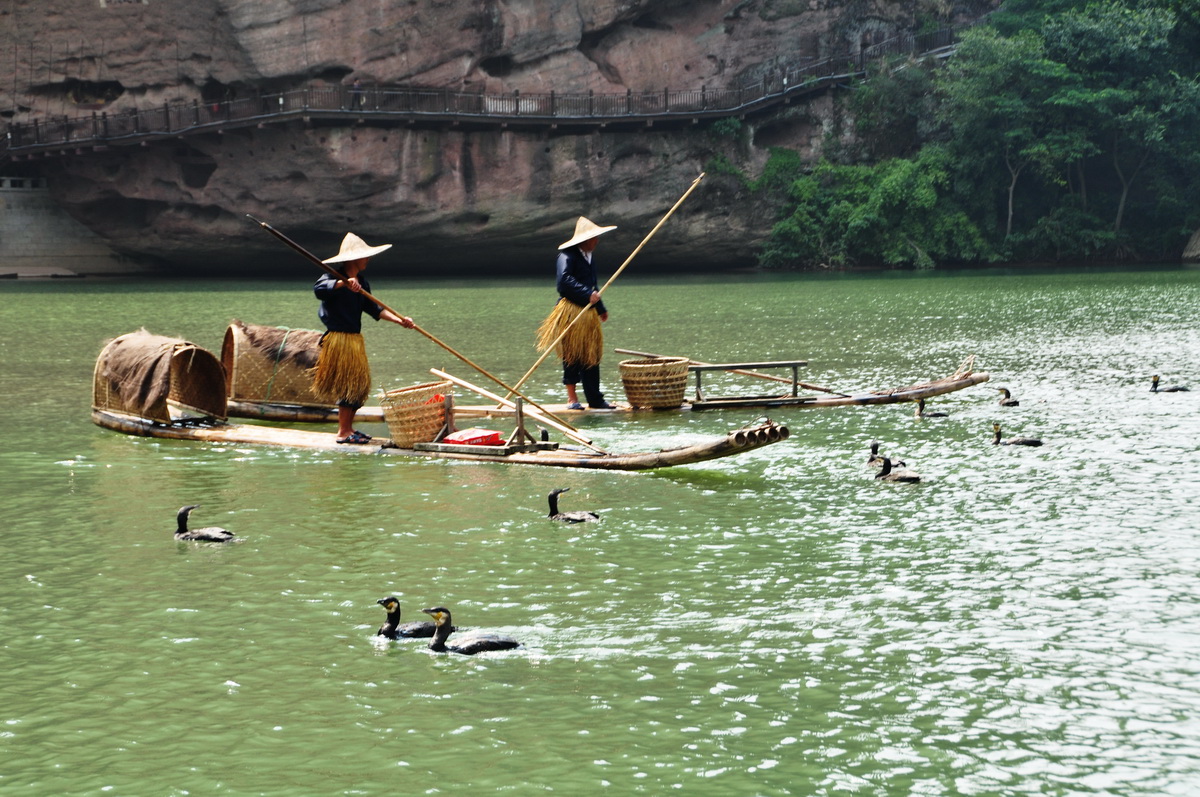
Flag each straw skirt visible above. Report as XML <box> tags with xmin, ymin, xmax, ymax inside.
<box><xmin>311</xmin><ymin>331</ymin><xmax>372</xmax><ymax>408</ymax></box>
<box><xmin>536</xmin><ymin>299</ymin><xmax>603</xmax><ymax>367</ymax></box>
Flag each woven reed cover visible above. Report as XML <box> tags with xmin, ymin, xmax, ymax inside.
<box><xmin>93</xmin><ymin>331</ymin><xmax>227</xmax><ymax>422</ymax></box>
<box><xmin>619</xmin><ymin>357</ymin><xmax>690</xmax><ymax>408</ymax></box>
<box><xmin>222</xmin><ymin>321</ymin><xmax>326</xmax><ymax>405</ymax></box>
<box><xmin>381</xmin><ymin>381</ymin><xmax>451</xmax><ymax>447</ymax></box>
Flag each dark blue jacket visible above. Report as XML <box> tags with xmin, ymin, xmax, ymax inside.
<box><xmin>555</xmin><ymin>247</ymin><xmax>607</xmax><ymax>315</ymax></box>
<box><xmin>314</xmin><ymin>273</ymin><xmax>383</xmax><ymax>333</ymax></box>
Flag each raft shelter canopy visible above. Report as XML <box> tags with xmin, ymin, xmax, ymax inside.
<box><xmin>221</xmin><ymin>319</ymin><xmax>328</xmax><ymax>407</ymax></box>
<box><xmin>93</xmin><ymin>330</ymin><xmax>227</xmax><ymax>423</ymax></box>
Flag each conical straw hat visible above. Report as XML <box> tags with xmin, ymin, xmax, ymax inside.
<box><xmin>323</xmin><ymin>232</ymin><xmax>393</xmax><ymax>264</ymax></box>
<box><xmin>558</xmin><ymin>216</ymin><xmax>617</xmax><ymax>250</ymax></box>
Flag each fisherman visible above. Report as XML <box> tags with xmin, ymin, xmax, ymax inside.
<box><xmin>536</xmin><ymin>216</ymin><xmax>619</xmax><ymax>410</ymax></box>
<box><xmin>312</xmin><ymin>232</ymin><xmax>415</xmax><ymax>444</ymax></box>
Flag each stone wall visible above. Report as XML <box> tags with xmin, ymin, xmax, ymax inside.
<box><xmin>0</xmin><ymin>176</ymin><xmax>145</xmax><ymax>276</ymax></box>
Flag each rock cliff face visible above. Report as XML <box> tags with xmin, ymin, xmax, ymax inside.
<box><xmin>1</xmin><ymin>0</ymin><xmax>995</xmax><ymax>274</ymax></box>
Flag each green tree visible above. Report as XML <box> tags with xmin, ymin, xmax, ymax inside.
<box><xmin>1043</xmin><ymin>3</ymin><xmax>1200</xmax><ymax>235</ymax></box>
<box><xmin>935</xmin><ymin>27</ymin><xmax>1081</xmax><ymax>239</ymax></box>
<box><xmin>759</xmin><ymin>148</ymin><xmax>992</xmax><ymax>269</ymax></box>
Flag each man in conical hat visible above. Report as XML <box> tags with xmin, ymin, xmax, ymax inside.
<box><xmin>535</xmin><ymin>215</ymin><xmax>620</xmax><ymax>410</ymax></box>
<box><xmin>312</xmin><ymin>232</ymin><xmax>416</xmax><ymax>443</ymax></box>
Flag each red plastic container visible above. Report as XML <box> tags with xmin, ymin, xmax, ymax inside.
<box><xmin>442</xmin><ymin>428</ymin><xmax>503</xmax><ymax>446</ymax></box>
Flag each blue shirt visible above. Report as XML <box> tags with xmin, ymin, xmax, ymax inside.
<box><xmin>555</xmin><ymin>247</ymin><xmax>607</xmax><ymax>315</ymax></box>
<box><xmin>314</xmin><ymin>273</ymin><xmax>384</xmax><ymax>333</ymax></box>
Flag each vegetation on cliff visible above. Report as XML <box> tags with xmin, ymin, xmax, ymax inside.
<box><xmin>755</xmin><ymin>0</ymin><xmax>1200</xmax><ymax>269</ymax></box>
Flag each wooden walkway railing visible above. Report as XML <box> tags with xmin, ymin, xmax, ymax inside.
<box><xmin>1</xmin><ymin>28</ymin><xmax>957</xmax><ymax>163</ymax></box>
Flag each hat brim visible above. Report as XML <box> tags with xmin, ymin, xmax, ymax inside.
<box><xmin>558</xmin><ymin>225</ymin><xmax>617</xmax><ymax>250</ymax></box>
<box><xmin>322</xmin><ymin>243</ymin><xmax>393</xmax><ymax>264</ymax></box>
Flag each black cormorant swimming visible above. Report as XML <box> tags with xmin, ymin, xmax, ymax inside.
<box><xmin>174</xmin><ymin>505</ymin><xmax>235</xmax><ymax>542</ymax></box>
<box><xmin>992</xmin><ymin>423</ymin><xmax>1042</xmax><ymax>446</ymax></box>
<box><xmin>866</xmin><ymin>441</ymin><xmax>884</xmax><ymax>468</ymax></box>
<box><xmin>875</xmin><ymin>457</ymin><xmax>921</xmax><ymax>483</ymax></box>
<box><xmin>996</xmin><ymin>388</ymin><xmax>1020</xmax><ymax>407</ymax></box>
<box><xmin>376</xmin><ymin>596</ymin><xmax>449</xmax><ymax>639</ymax></box>
<box><xmin>915</xmin><ymin>398</ymin><xmax>948</xmax><ymax>418</ymax></box>
<box><xmin>548</xmin><ymin>488</ymin><xmax>600</xmax><ymax>523</ymax></box>
<box><xmin>421</xmin><ymin>607</ymin><xmax>520</xmax><ymax>655</ymax></box>
<box><xmin>1151</xmin><ymin>375</ymin><xmax>1189</xmax><ymax>393</ymax></box>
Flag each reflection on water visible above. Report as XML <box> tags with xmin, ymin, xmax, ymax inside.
<box><xmin>1</xmin><ymin>268</ymin><xmax>1198</xmax><ymax>794</ymax></box>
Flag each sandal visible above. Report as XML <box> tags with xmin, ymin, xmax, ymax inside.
<box><xmin>337</xmin><ymin>430</ymin><xmax>373</xmax><ymax>445</ymax></box>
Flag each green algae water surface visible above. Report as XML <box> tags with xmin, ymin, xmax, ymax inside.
<box><xmin>0</xmin><ymin>267</ymin><xmax>1197</xmax><ymax>795</ymax></box>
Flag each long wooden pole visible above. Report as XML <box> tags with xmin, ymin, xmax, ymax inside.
<box><xmin>431</xmin><ymin>369</ymin><xmax>607</xmax><ymax>454</ymax></box>
<box><xmin>614</xmin><ymin>347</ymin><xmax>852</xmax><ymax>397</ymax></box>
<box><xmin>246</xmin><ymin>214</ymin><xmax>586</xmax><ymax>435</ymax></box>
<box><xmin>506</xmin><ymin>172</ymin><xmax>706</xmax><ymax>398</ymax></box>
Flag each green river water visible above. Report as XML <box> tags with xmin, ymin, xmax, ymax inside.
<box><xmin>1</xmin><ymin>267</ymin><xmax>1197</xmax><ymax>796</ymax></box>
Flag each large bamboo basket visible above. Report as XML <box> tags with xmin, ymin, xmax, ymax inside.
<box><xmin>221</xmin><ymin>320</ymin><xmax>326</xmax><ymax>406</ymax></box>
<box><xmin>381</xmin><ymin>381</ymin><xmax>451</xmax><ymax>447</ymax></box>
<box><xmin>618</xmin><ymin>357</ymin><xmax>691</xmax><ymax>409</ymax></box>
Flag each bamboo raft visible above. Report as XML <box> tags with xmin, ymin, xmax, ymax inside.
<box><xmin>89</xmin><ymin>409</ymin><xmax>787</xmax><ymax>470</ymax></box>
<box><xmin>217</xmin><ymin>323</ymin><xmax>987</xmax><ymax>421</ymax></box>
<box><xmin>227</xmin><ymin>357</ymin><xmax>990</xmax><ymax>421</ymax></box>
<box><xmin>91</xmin><ymin>330</ymin><xmax>789</xmax><ymax>471</ymax></box>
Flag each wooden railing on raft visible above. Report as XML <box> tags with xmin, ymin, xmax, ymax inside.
<box><xmin>1</xmin><ymin>28</ymin><xmax>959</xmax><ymax>163</ymax></box>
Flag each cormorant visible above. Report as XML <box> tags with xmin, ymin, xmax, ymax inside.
<box><xmin>376</xmin><ymin>596</ymin><xmax>448</xmax><ymax>639</ymax></box>
<box><xmin>992</xmin><ymin>423</ymin><xmax>1042</xmax><ymax>447</ymax></box>
<box><xmin>997</xmin><ymin>388</ymin><xmax>1020</xmax><ymax>407</ymax></box>
<box><xmin>866</xmin><ymin>441</ymin><xmax>884</xmax><ymax>467</ymax></box>
<box><xmin>547</xmin><ymin>488</ymin><xmax>600</xmax><ymax>523</ymax></box>
<box><xmin>1151</xmin><ymin>375</ymin><xmax>1189</xmax><ymax>393</ymax></box>
<box><xmin>914</xmin><ymin>398</ymin><xmax>948</xmax><ymax>418</ymax></box>
<box><xmin>421</xmin><ymin>607</ymin><xmax>520</xmax><ymax>655</ymax></box>
<box><xmin>174</xmin><ymin>505</ymin><xmax>235</xmax><ymax>542</ymax></box>
<box><xmin>875</xmin><ymin>457</ymin><xmax>921</xmax><ymax>483</ymax></box>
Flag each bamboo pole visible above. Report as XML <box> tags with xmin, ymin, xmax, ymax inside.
<box><xmin>506</xmin><ymin>172</ymin><xmax>706</xmax><ymax>399</ymax></box>
<box><xmin>246</xmin><ymin>214</ymin><xmax>585</xmax><ymax>434</ymax></box>
<box><xmin>430</xmin><ymin>369</ymin><xmax>607</xmax><ymax>454</ymax></box>
<box><xmin>614</xmin><ymin>347</ymin><xmax>852</xmax><ymax>397</ymax></box>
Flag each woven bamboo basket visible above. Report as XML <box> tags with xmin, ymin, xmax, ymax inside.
<box><xmin>221</xmin><ymin>320</ymin><xmax>326</xmax><ymax>405</ymax></box>
<box><xmin>618</xmin><ymin>357</ymin><xmax>690</xmax><ymax>409</ymax></box>
<box><xmin>381</xmin><ymin>381</ymin><xmax>451</xmax><ymax>447</ymax></box>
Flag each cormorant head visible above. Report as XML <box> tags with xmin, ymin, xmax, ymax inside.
<box><xmin>175</xmin><ymin>505</ymin><xmax>200</xmax><ymax>528</ymax></box>
<box><xmin>550</xmin><ymin>487</ymin><xmax>570</xmax><ymax>497</ymax></box>
<box><xmin>422</xmin><ymin>607</ymin><xmax>452</xmax><ymax>627</ymax></box>
<box><xmin>869</xmin><ymin>441</ymin><xmax>879</xmax><ymax>453</ymax></box>
<box><xmin>998</xmin><ymin>388</ymin><xmax>1011</xmax><ymax>398</ymax></box>
<box><xmin>378</xmin><ymin>596</ymin><xmax>400</xmax><ymax>612</ymax></box>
